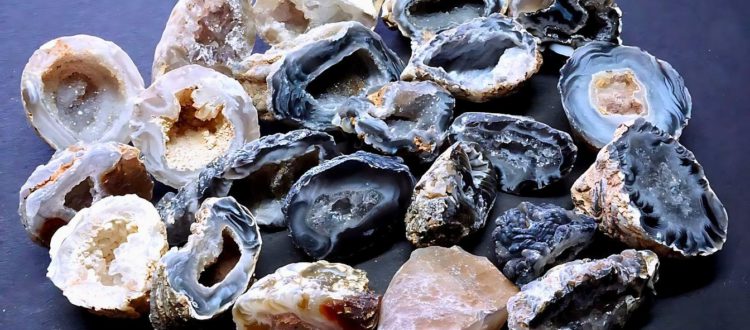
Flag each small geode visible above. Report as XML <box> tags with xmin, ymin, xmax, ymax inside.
<box><xmin>332</xmin><ymin>81</ymin><xmax>455</xmax><ymax>163</ymax></box>
<box><xmin>237</xmin><ymin>21</ymin><xmax>404</xmax><ymax>129</ymax></box>
<box><xmin>131</xmin><ymin>65</ymin><xmax>260</xmax><ymax>188</ymax></box>
<box><xmin>572</xmin><ymin>119</ymin><xmax>728</xmax><ymax>257</ymax></box>
<box><xmin>19</xmin><ymin>142</ymin><xmax>153</xmax><ymax>247</ymax></box>
<box><xmin>449</xmin><ymin>112</ymin><xmax>577</xmax><ymax>194</ymax></box>
<box><xmin>21</xmin><ymin>35</ymin><xmax>144</xmax><ymax>149</ymax></box>
<box><xmin>405</xmin><ymin>141</ymin><xmax>498</xmax><ymax>247</ymax></box>
<box><xmin>492</xmin><ymin>202</ymin><xmax>597</xmax><ymax>285</ymax></box>
<box><xmin>232</xmin><ymin>261</ymin><xmax>380</xmax><ymax>330</ymax></box>
<box><xmin>150</xmin><ymin>197</ymin><xmax>261</xmax><ymax>329</ymax></box>
<box><xmin>506</xmin><ymin>249</ymin><xmax>659</xmax><ymax>330</ymax></box>
<box><xmin>158</xmin><ymin>129</ymin><xmax>338</xmax><ymax>245</ymax></box>
<box><xmin>402</xmin><ymin>14</ymin><xmax>541</xmax><ymax>102</ymax></box>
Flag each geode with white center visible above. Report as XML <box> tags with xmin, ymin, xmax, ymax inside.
<box><xmin>332</xmin><ymin>81</ymin><xmax>455</xmax><ymax>163</ymax></box>
<box><xmin>19</xmin><ymin>142</ymin><xmax>153</xmax><ymax>247</ymax></box>
<box><xmin>572</xmin><ymin>119</ymin><xmax>728</xmax><ymax>257</ymax></box>
<box><xmin>405</xmin><ymin>142</ymin><xmax>497</xmax><ymax>247</ymax></box>
<box><xmin>492</xmin><ymin>202</ymin><xmax>596</xmax><ymax>285</ymax></box>
<box><xmin>130</xmin><ymin>65</ymin><xmax>260</xmax><ymax>188</ymax></box>
<box><xmin>158</xmin><ymin>129</ymin><xmax>338</xmax><ymax>245</ymax></box>
<box><xmin>150</xmin><ymin>197</ymin><xmax>261</xmax><ymax>329</ymax></box>
<box><xmin>449</xmin><ymin>112</ymin><xmax>577</xmax><ymax>194</ymax></box>
<box><xmin>506</xmin><ymin>249</ymin><xmax>659</xmax><ymax>330</ymax></box>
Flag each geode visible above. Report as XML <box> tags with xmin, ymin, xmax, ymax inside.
<box><xmin>47</xmin><ymin>195</ymin><xmax>168</xmax><ymax>318</ymax></box>
<box><xmin>158</xmin><ymin>129</ymin><xmax>338</xmax><ymax>246</ymax></box>
<box><xmin>510</xmin><ymin>0</ymin><xmax>622</xmax><ymax>56</ymax></box>
<box><xmin>131</xmin><ymin>65</ymin><xmax>260</xmax><ymax>188</ymax></box>
<box><xmin>379</xmin><ymin>246</ymin><xmax>518</xmax><ymax>330</ymax></box>
<box><xmin>233</xmin><ymin>261</ymin><xmax>380</xmax><ymax>330</ymax></box>
<box><xmin>254</xmin><ymin>0</ymin><xmax>378</xmax><ymax>45</ymax></box>
<box><xmin>572</xmin><ymin>119</ymin><xmax>728</xmax><ymax>257</ymax></box>
<box><xmin>152</xmin><ymin>0</ymin><xmax>255</xmax><ymax>81</ymax></box>
<box><xmin>21</xmin><ymin>35</ymin><xmax>144</xmax><ymax>150</ymax></box>
<box><xmin>506</xmin><ymin>249</ymin><xmax>659</xmax><ymax>330</ymax></box>
<box><xmin>492</xmin><ymin>202</ymin><xmax>597</xmax><ymax>286</ymax></box>
<box><xmin>402</xmin><ymin>14</ymin><xmax>541</xmax><ymax>102</ymax></box>
<box><xmin>382</xmin><ymin>0</ymin><xmax>508</xmax><ymax>44</ymax></box>
<box><xmin>332</xmin><ymin>81</ymin><xmax>455</xmax><ymax>163</ymax></box>
<box><xmin>237</xmin><ymin>21</ymin><xmax>404</xmax><ymax>128</ymax></box>
<box><xmin>150</xmin><ymin>197</ymin><xmax>261</xmax><ymax>329</ymax></box>
<box><xmin>19</xmin><ymin>142</ymin><xmax>153</xmax><ymax>247</ymax></box>
<box><xmin>405</xmin><ymin>142</ymin><xmax>498</xmax><ymax>247</ymax></box>
<box><xmin>449</xmin><ymin>112</ymin><xmax>577</xmax><ymax>194</ymax></box>
<box><xmin>559</xmin><ymin>41</ymin><xmax>692</xmax><ymax>149</ymax></box>
<box><xmin>284</xmin><ymin>151</ymin><xmax>415</xmax><ymax>260</ymax></box>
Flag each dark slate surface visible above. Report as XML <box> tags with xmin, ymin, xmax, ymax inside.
<box><xmin>1</xmin><ymin>1</ymin><xmax>749</xmax><ymax>329</ymax></box>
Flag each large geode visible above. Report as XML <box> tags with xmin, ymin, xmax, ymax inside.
<box><xmin>152</xmin><ymin>0</ymin><xmax>256</xmax><ymax>81</ymax></box>
<box><xmin>233</xmin><ymin>261</ymin><xmax>380</xmax><ymax>330</ymax></box>
<box><xmin>332</xmin><ymin>81</ymin><xmax>455</xmax><ymax>163</ymax></box>
<box><xmin>492</xmin><ymin>202</ymin><xmax>596</xmax><ymax>286</ymax></box>
<box><xmin>150</xmin><ymin>197</ymin><xmax>261</xmax><ymax>329</ymax></box>
<box><xmin>402</xmin><ymin>14</ymin><xmax>542</xmax><ymax>102</ymax></box>
<box><xmin>559</xmin><ymin>41</ymin><xmax>692</xmax><ymax>149</ymax></box>
<box><xmin>21</xmin><ymin>35</ymin><xmax>144</xmax><ymax>150</ymax></box>
<box><xmin>158</xmin><ymin>129</ymin><xmax>338</xmax><ymax>246</ymax></box>
<box><xmin>449</xmin><ymin>112</ymin><xmax>577</xmax><ymax>194</ymax></box>
<box><xmin>131</xmin><ymin>65</ymin><xmax>260</xmax><ymax>188</ymax></box>
<box><xmin>19</xmin><ymin>142</ymin><xmax>153</xmax><ymax>247</ymax></box>
<box><xmin>572</xmin><ymin>119</ymin><xmax>728</xmax><ymax>257</ymax></box>
<box><xmin>506</xmin><ymin>249</ymin><xmax>659</xmax><ymax>330</ymax></box>
<box><xmin>510</xmin><ymin>0</ymin><xmax>622</xmax><ymax>55</ymax></box>
<box><xmin>382</xmin><ymin>0</ymin><xmax>508</xmax><ymax>44</ymax></box>
<box><xmin>284</xmin><ymin>151</ymin><xmax>415</xmax><ymax>260</ymax></box>
<box><xmin>237</xmin><ymin>21</ymin><xmax>404</xmax><ymax>130</ymax></box>
<box><xmin>405</xmin><ymin>142</ymin><xmax>498</xmax><ymax>247</ymax></box>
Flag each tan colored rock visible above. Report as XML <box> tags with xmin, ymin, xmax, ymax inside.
<box><xmin>379</xmin><ymin>246</ymin><xmax>518</xmax><ymax>330</ymax></box>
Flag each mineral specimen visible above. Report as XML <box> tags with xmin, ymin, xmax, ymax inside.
<box><xmin>151</xmin><ymin>0</ymin><xmax>255</xmax><ymax>81</ymax></box>
<box><xmin>284</xmin><ymin>151</ymin><xmax>415</xmax><ymax>260</ymax></box>
<box><xmin>150</xmin><ymin>197</ymin><xmax>261</xmax><ymax>329</ymax></box>
<box><xmin>237</xmin><ymin>21</ymin><xmax>404</xmax><ymax>128</ymax></box>
<box><xmin>404</xmin><ymin>142</ymin><xmax>497</xmax><ymax>247</ymax></box>
<box><xmin>382</xmin><ymin>0</ymin><xmax>508</xmax><ymax>44</ymax></box>
<box><xmin>131</xmin><ymin>64</ymin><xmax>260</xmax><ymax>188</ymax></box>
<box><xmin>21</xmin><ymin>35</ymin><xmax>144</xmax><ymax>150</ymax></box>
<box><xmin>559</xmin><ymin>41</ymin><xmax>692</xmax><ymax>149</ymax></box>
<box><xmin>158</xmin><ymin>130</ymin><xmax>338</xmax><ymax>245</ymax></box>
<box><xmin>19</xmin><ymin>142</ymin><xmax>153</xmax><ymax>247</ymax></box>
<box><xmin>402</xmin><ymin>14</ymin><xmax>541</xmax><ymax>102</ymax></box>
<box><xmin>492</xmin><ymin>202</ymin><xmax>597</xmax><ymax>285</ymax></box>
<box><xmin>332</xmin><ymin>81</ymin><xmax>455</xmax><ymax>162</ymax></box>
<box><xmin>506</xmin><ymin>249</ymin><xmax>660</xmax><ymax>330</ymax></box>
<box><xmin>233</xmin><ymin>261</ymin><xmax>380</xmax><ymax>330</ymax></box>
<box><xmin>572</xmin><ymin>119</ymin><xmax>728</xmax><ymax>257</ymax></box>
<box><xmin>449</xmin><ymin>112</ymin><xmax>577</xmax><ymax>194</ymax></box>
<box><xmin>254</xmin><ymin>0</ymin><xmax>378</xmax><ymax>45</ymax></box>
<box><xmin>510</xmin><ymin>0</ymin><xmax>622</xmax><ymax>56</ymax></box>
<box><xmin>47</xmin><ymin>195</ymin><xmax>168</xmax><ymax>318</ymax></box>
<box><xmin>379</xmin><ymin>246</ymin><xmax>518</xmax><ymax>330</ymax></box>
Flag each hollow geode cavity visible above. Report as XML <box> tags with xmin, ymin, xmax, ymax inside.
<box><xmin>21</xmin><ymin>35</ymin><xmax>144</xmax><ymax>150</ymax></box>
<box><xmin>559</xmin><ymin>41</ymin><xmax>692</xmax><ymax>149</ymax></box>
<box><xmin>382</xmin><ymin>0</ymin><xmax>508</xmax><ymax>44</ymax></box>
<box><xmin>19</xmin><ymin>142</ymin><xmax>153</xmax><ymax>247</ymax></box>
<box><xmin>402</xmin><ymin>14</ymin><xmax>541</xmax><ymax>102</ymax></box>
<box><xmin>237</xmin><ymin>21</ymin><xmax>404</xmax><ymax>129</ymax></box>
<box><xmin>158</xmin><ymin>130</ymin><xmax>338</xmax><ymax>246</ymax></box>
<box><xmin>150</xmin><ymin>197</ymin><xmax>261</xmax><ymax>329</ymax></box>
<box><xmin>572</xmin><ymin>119</ymin><xmax>728</xmax><ymax>258</ymax></box>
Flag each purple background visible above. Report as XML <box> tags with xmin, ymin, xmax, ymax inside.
<box><xmin>1</xmin><ymin>1</ymin><xmax>748</xmax><ymax>329</ymax></box>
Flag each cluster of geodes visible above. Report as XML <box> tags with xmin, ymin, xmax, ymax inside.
<box><xmin>15</xmin><ymin>0</ymin><xmax>730</xmax><ymax>328</ymax></box>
